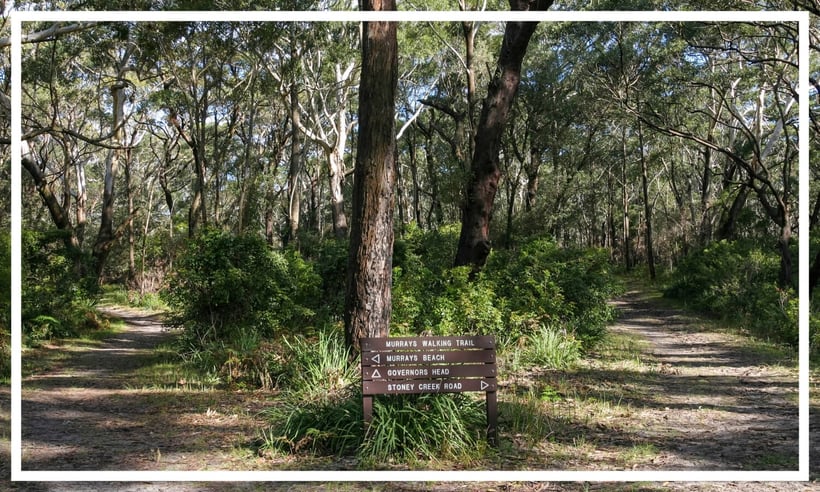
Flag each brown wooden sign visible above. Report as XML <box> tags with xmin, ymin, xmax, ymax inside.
<box><xmin>362</xmin><ymin>364</ymin><xmax>496</xmax><ymax>380</ymax></box>
<box><xmin>363</xmin><ymin>378</ymin><xmax>496</xmax><ymax>395</ymax></box>
<box><xmin>362</xmin><ymin>349</ymin><xmax>495</xmax><ymax>367</ymax></box>
<box><xmin>361</xmin><ymin>335</ymin><xmax>495</xmax><ymax>351</ymax></box>
<box><xmin>360</xmin><ymin>335</ymin><xmax>498</xmax><ymax>445</ymax></box>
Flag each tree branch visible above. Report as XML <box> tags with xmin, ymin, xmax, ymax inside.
<box><xmin>0</xmin><ymin>22</ymin><xmax>97</xmax><ymax>48</ymax></box>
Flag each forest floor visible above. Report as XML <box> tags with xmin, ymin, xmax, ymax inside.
<box><xmin>0</xmin><ymin>284</ymin><xmax>813</xmax><ymax>491</ymax></box>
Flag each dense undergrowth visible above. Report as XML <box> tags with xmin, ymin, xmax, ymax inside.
<box><xmin>21</xmin><ymin>230</ymin><xmax>109</xmax><ymax>345</ymax></box>
<box><xmin>161</xmin><ymin>225</ymin><xmax>619</xmax><ymax>390</ymax></box>
<box><xmin>662</xmin><ymin>239</ymin><xmax>800</xmax><ymax>348</ymax></box>
<box><xmin>156</xmin><ymin>225</ymin><xmax>619</xmax><ymax>463</ymax></box>
<box><xmin>18</xmin><ymin>225</ymin><xmax>804</xmax><ymax>465</ymax></box>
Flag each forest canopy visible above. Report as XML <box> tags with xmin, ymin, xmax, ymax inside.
<box><xmin>9</xmin><ymin>11</ymin><xmax>812</xmax><ymax>373</ymax></box>
<box><xmin>0</xmin><ymin>0</ymin><xmax>815</xmax><ymax>470</ymax></box>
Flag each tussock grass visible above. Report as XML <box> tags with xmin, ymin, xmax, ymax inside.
<box><xmin>280</xmin><ymin>328</ymin><xmax>358</xmax><ymax>402</ymax></box>
<box><xmin>361</xmin><ymin>393</ymin><xmax>487</xmax><ymax>467</ymax></box>
<box><xmin>260</xmin><ymin>327</ymin><xmax>489</xmax><ymax>467</ymax></box>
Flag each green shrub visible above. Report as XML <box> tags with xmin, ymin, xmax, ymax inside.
<box><xmin>664</xmin><ymin>240</ymin><xmax>797</xmax><ymax>347</ymax></box>
<box><xmin>309</xmin><ymin>238</ymin><xmax>349</xmax><ymax>321</ymax></box>
<box><xmin>392</xmin><ymin>228</ymin><xmax>617</xmax><ymax>352</ymax></box>
<box><xmin>164</xmin><ymin>229</ymin><xmax>321</xmax><ymax>345</ymax></box>
<box><xmin>21</xmin><ymin>229</ymin><xmax>102</xmax><ymax>342</ymax></box>
<box><xmin>520</xmin><ymin>324</ymin><xmax>583</xmax><ymax>370</ymax></box>
<box><xmin>164</xmin><ymin>230</ymin><xmax>323</xmax><ymax>384</ymax></box>
<box><xmin>486</xmin><ymin>238</ymin><xmax>617</xmax><ymax>347</ymax></box>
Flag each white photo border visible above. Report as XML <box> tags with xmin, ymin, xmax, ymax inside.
<box><xmin>10</xmin><ymin>8</ymin><xmax>811</xmax><ymax>483</ymax></box>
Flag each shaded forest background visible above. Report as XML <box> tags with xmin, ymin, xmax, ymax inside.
<box><xmin>0</xmin><ymin>0</ymin><xmax>815</xmax><ymax>398</ymax></box>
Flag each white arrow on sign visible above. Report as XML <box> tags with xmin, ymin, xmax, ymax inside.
<box><xmin>480</xmin><ymin>380</ymin><xmax>490</xmax><ymax>390</ymax></box>
<box><xmin>371</xmin><ymin>353</ymin><xmax>381</xmax><ymax>364</ymax></box>
<box><xmin>371</xmin><ymin>369</ymin><xmax>381</xmax><ymax>379</ymax></box>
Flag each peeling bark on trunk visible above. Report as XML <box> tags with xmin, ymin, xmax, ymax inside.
<box><xmin>344</xmin><ymin>0</ymin><xmax>398</xmax><ymax>354</ymax></box>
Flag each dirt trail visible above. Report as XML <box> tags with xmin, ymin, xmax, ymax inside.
<box><xmin>603</xmin><ymin>289</ymin><xmax>799</xmax><ymax>471</ymax></box>
<box><xmin>5</xmin><ymin>291</ymin><xmax>810</xmax><ymax>490</ymax></box>
<box><xmin>19</xmin><ymin>307</ymin><xmax>269</xmax><ymax>475</ymax></box>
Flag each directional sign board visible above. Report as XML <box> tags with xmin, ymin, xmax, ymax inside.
<box><xmin>362</xmin><ymin>349</ymin><xmax>495</xmax><ymax>367</ymax></box>
<box><xmin>361</xmin><ymin>335</ymin><xmax>495</xmax><ymax>351</ymax></box>
<box><xmin>362</xmin><ymin>364</ymin><xmax>496</xmax><ymax>380</ymax></box>
<box><xmin>363</xmin><ymin>378</ymin><xmax>496</xmax><ymax>395</ymax></box>
<box><xmin>359</xmin><ymin>335</ymin><xmax>498</xmax><ymax>445</ymax></box>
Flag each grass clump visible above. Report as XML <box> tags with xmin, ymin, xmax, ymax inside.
<box><xmin>262</xmin><ymin>388</ymin><xmax>363</xmax><ymax>455</ymax></box>
<box><xmin>361</xmin><ymin>393</ymin><xmax>487</xmax><ymax>467</ymax></box>
<box><xmin>260</xmin><ymin>326</ymin><xmax>489</xmax><ymax>467</ymax></box>
<box><xmin>280</xmin><ymin>328</ymin><xmax>359</xmax><ymax>402</ymax></box>
<box><xmin>521</xmin><ymin>325</ymin><xmax>582</xmax><ymax>370</ymax></box>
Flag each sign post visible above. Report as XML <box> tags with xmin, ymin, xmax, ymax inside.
<box><xmin>360</xmin><ymin>335</ymin><xmax>498</xmax><ymax>446</ymax></box>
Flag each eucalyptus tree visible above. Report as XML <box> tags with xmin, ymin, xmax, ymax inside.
<box><xmin>21</xmin><ymin>22</ymin><xmax>144</xmax><ymax>281</ymax></box>
<box><xmin>147</xmin><ymin>22</ymin><xmax>250</xmax><ymax>237</ymax></box>
<box><xmin>290</xmin><ymin>22</ymin><xmax>360</xmax><ymax>240</ymax></box>
<box><xmin>415</xmin><ymin>21</ymin><xmax>486</xmax><ymax>207</ymax></box>
<box><xmin>344</xmin><ymin>0</ymin><xmax>398</xmax><ymax>353</ymax></box>
<box><xmin>510</xmin><ymin>23</ymin><xmax>605</xmax><ymax>244</ymax></box>
<box><xmin>454</xmin><ymin>0</ymin><xmax>555</xmax><ymax>270</ymax></box>
<box><xmin>635</xmin><ymin>22</ymin><xmax>800</xmax><ymax>287</ymax></box>
<box><xmin>586</xmin><ymin>22</ymin><xmax>667</xmax><ymax>277</ymax></box>
<box><xmin>0</xmin><ymin>12</ymin><xmax>11</xmax><ymax>228</ymax></box>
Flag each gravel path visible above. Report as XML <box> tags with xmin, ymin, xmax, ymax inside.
<box><xmin>2</xmin><ymin>291</ymin><xmax>812</xmax><ymax>491</ymax></box>
<box><xmin>595</xmin><ymin>289</ymin><xmax>799</xmax><ymax>471</ymax></box>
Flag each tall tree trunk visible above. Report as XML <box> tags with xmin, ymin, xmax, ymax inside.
<box><xmin>524</xmin><ymin>147</ymin><xmax>540</xmax><ymax>212</ymax></box>
<box><xmin>637</xmin><ymin>115</ymin><xmax>655</xmax><ymax>279</ymax></box>
<box><xmin>621</xmin><ymin>127</ymin><xmax>632</xmax><ymax>271</ymax></box>
<box><xmin>395</xmin><ymin>140</ymin><xmax>407</xmax><ymax>235</ymax></box>
<box><xmin>777</xmin><ymin>213</ymin><xmax>792</xmax><ymax>288</ymax></box>
<box><xmin>454</xmin><ymin>0</ymin><xmax>554</xmax><ymax>269</ymax></box>
<box><xmin>92</xmin><ymin>79</ymin><xmax>127</xmax><ymax>281</ymax></box>
<box><xmin>286</xmin><ymin>80</ymin><xmax>304</xmax><ymax>248</ymax></box>
<box><xmin>140</xmin><ymin>177</ymin><xmax>157</xmax><ymax>296</ymax></box>
<box><xmin>329</xmin><ymin>148</ymin><xmax>349</xmax><ymax>239</ymax></box>
<box><xmin>606</xmin><ymin>162</ymin><xmax>617</xmax><ymax>258</ymax></box>
<box><xmin>810</xmin><ymin>249</ymin><xmax>820</xmax><ymax>296</ymax></box>
<box><xmin>73</xmin><ymin>149</ymin><xmax>87</xmax><ymax>247</ymax></box>
<box><xmin>505</xmin><ymin>174</ymin><xmax>517</xmax><ymax>249</ymax></box>
<box><xmin>125</xmin><ymin>145</ymin><xmax>136</xmax><ymax>286</ymax></box>
<box><xmin>417</xmin><ymin>121</ymin><xmax>443</xmax><ymax>228</ymax></box>
<box><xmin>188</xmin><ymin>143</ymin><xmax>207</xmax><ymax>237</ymax></box>
<box><xmin>344</xmin><ymin>0</ymin><xmax>398</xmax><ymax>354</ymax></box>
<box><xmin>237</xmin><ymin>94</ymin><xmax>257</xmax><ymax>235</ymax></box>
<box><xmin>408</xmin><ymin>129</ymin><xmax>422</xmax><ymax>227</ymax></box>
<box><xmin>159</xmin><ymin>160</ymin><xmax>175</xmax><ymax>238</ymax></box>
